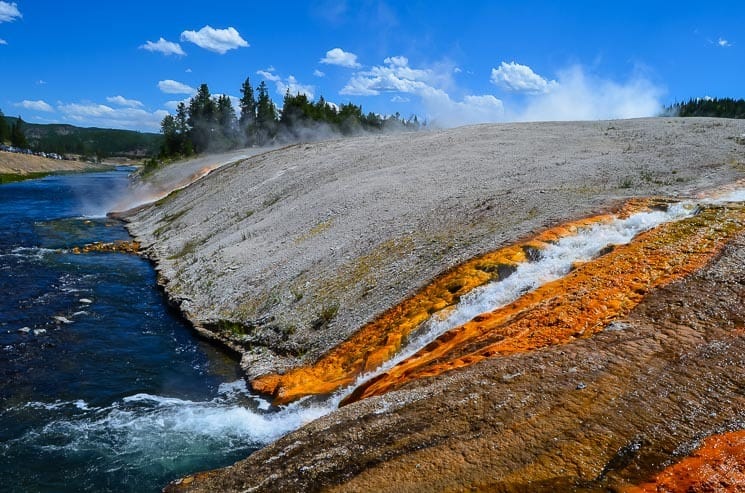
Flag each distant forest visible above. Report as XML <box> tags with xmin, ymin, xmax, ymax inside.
<box><xmin>667</xmin><ymin>97</ymin><xmax>745</xmax><ymax>119</ymax></box>
<box><xmin>0</xmin><ymin>109</ymin><xmax>162</xmax><ymax>159</ymax></box>
<box><xmin>159</xmin><ymin>77</ymin><xmax>421</xmax><ymax>159</ymax></box>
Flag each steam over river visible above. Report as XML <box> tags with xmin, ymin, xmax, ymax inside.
<box><xmin>0</xmin><ymin>169</ymin><xmax>284</xmax><ymax>492</ymax></box>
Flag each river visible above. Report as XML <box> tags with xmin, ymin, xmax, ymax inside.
<box><xmin>0</xmin><ymin>169</ymin><xmax>282</xmax><ymax>492</ymax></box>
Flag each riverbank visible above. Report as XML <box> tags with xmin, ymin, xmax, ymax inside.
<box><xmin>122</xmin><ymin>117</ymin><xmax>745</xmax><ymax>490</ymax></box>
<box><xmin>0</xmin><ymin>151</ymin><xmax>116</xmax><ymax>183</ymax></box>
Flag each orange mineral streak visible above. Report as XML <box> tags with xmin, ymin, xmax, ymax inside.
<box><xmin>626</xmin><ymin>430</ymin><xmax>745</xmax><ymax>492</ymax></box>
<box><xmin>250</xmin><ymin>199</ymin><xmax>670</xmax><ymax>404</ymax></box>
<box><xmin>340</xmin><ymin>205</ymin><xmax>745</xmax><ymax>405</ymax></box>
<box><xmin>70</xmin><ymin>240</ymin><xmax>141</xmax><ymax>254</ymax></box>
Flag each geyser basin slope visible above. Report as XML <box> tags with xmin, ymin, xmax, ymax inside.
<box><xmin>125</xmin><ymin>117</ymin><xmax>745</xmax><ymax>386</ymax></box>
<box><xmin>166</xmin><ymin>231</ymin><xmax>745</xmax><ymax>492</ymax></box>
<box><xmin>343</xmin><ymin>203</ymin><xmax>745</xmax><ymax>404</ymax></box>
<box><xmin>253</xmin><ymin>198</ymin><xmax>689</xmax><ymax>404</ymax></box>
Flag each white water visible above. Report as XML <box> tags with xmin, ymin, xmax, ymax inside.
<box><xmin>348</xmin><ymin>201</ymin><xmax>698</xmax><ymax>383</ymax></box>
<box><xmin>13</xmin><ymin>191</ymin><xmax>741</xmax><ymax>477</ymax></box>
<box><xmin>8</xmin><ymin>380</ymin><xmax>335</xmax><ymax>470</ymax></box>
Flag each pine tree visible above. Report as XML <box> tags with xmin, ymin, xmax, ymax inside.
<box><xmin>215</xmin><ymin>94</ymin><xmax>238</xmax><ymax>149</ymax></box>
<box><xmin>255</xmin><ymin>81</ymin><xmax>277</xmax><ymax>144</ymax></box>
<box><xmin>187</xmin><ymin>84</ymin><xmax>216</xmax><ymax>152</ymax></box>
<box><xmin>10</xmin><ymin>116</ymin><xmax>29</xmax><ymax>148</ymax></box>
<box><xmin>0</xmin><ymin>108</ymin><xmax>9</xmax><ymax>144</ymax></box>
<box><xmin>160</xmin><ymin>114</ymin><xmax>179</xmax><ymax>156</ymax></box>
<box><xmin>239</xmin><ymin>77</ymin><xmax>256</xmax><ymax>129</ymax></box>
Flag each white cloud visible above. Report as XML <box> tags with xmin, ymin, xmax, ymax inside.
<box><xmin>140</xmin><ymin>37</ymin><xmax>186</xmax><ymax>56</ymax></box>
<box><xmin>340</xmin><ymin>56</ymin><xmax>661</xmax><ymax>128</ymax></box>
<box><xmin>158</xmin><ymin>79</ymin><xmax>196</xmax><ymax>95</ymax></box>
<box><xmin>341</xmin><ymin>56</ymin><xmax>432</xmax><ymax>96</ymax></box>
<box><xmin>180</xmin><ymin>25</ymin><xmax>248</xmax><ymax>54</ymax></box>
<box><xmin>390</xmin><ymin>95</ymin><xmax>409</xmax><ymax>103</ymax></box>
<box><xmin>106</xmin><ymin>95</ymin><xmax>144</xmax><ymax>108</ymax></box>
<box><xmin>420</xmin><ymin>88</ymin><xmax>504</xmax><ymax>127</ymax></box>
<box><xmin>320</xmin><ymin>47</ymin><xmax>361</xmax><ymax>68</ymax></box>
<box><xmin>0</xmin><ymin>1</ymin><xmax>21</xmax><ymax>23</ymax></box>
<box><xmin>313</xmin><ymin>69</ymin><xmax>326</xmax><ymax>78</ymax></box>
<box><xmin>185</xmin><ymin>68</ymin><xmax>192</xmax><ymax>73</ymax></box>
<box><xmin>57</xmin><ymin>102</ymin><xmax>169</xmax><ymax>131</ymax></box>
<box><xmin>36</xmin><ymin>79</ymin><xmax>46</xmax><ymax>85</ymax></box>
<box><xmin>257</xmin><ymin>68</ymin><xmax>314</xmax><ymax>99</ymax></box>
<box><xmin>256</xmin><ymin>68</ymin><xmax>281</xmax><ymax>82</ymax></box>
<box><xmin>341</xmin><ymin>56</ymin><xmax>502</xmax><ymax>127</ymax></box>
<box><xmin>718</xmin><ymin>37</ymin><xmax>731</xmax><ymax>47</ymax></box>
<box><xmin>0</xmin><ymin>38</ymin><xmax>6</xmax><ymax>45</ymax></box>
<box><xmin>490</xmin><ymin>61</ymin><xmax>558</xmax><ymax>94</ymax></box>
<box><xmin>15</xmin><ymin>100</ymin><xmax>54</xmax><ymax>112</ymax></box>
<box><xmin>515</xmin><ymin>65</ymin><xmax>663</xmax><ymax>121</ymax></box>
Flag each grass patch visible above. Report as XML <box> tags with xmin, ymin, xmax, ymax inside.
<box><xmin>312</xmin><ymin>302</ymin><xmax>339</xmax><ymax>330</ymax></box>
<box><xmin>0</xmin><ymin>172</ymin><xmax>51</xmax><ymax>185</ymax></box>
<box><xmin>214</xmin><ymin>320</ymin><xmax>251</xmax><ymax>336</ymax></box>
<box><xmin>168</xmin><ymin>238</ymin><xmax>199</xmax><ymax>259</ymax></box>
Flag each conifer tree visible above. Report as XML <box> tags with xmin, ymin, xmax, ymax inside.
<box><xmin>215</xmin><ymin>94</ymin><xmax>238</xmax><ymax>149</ymax></box>
<box><xmin>188</xmin><ymin>84</ymin><xmax>216</xmax><ymax>152</ymax></box>
<box><xmin>0</xmin><ymin>108</ymin><xmax>9</xmax><ymax>144</ymax></box>
<box><xmin>255</xmin><ymin>81</ymin><xmax>277</xmax><ymax>144</ymax></box>
<box><xmin>10</xmin><ymin>116</ymin><xmax>29</xmax><ymax>148</ymax></box>
<box><xmin>239</xmin><ymin>77</ymin><xmax>256</xmax><ymax>129</ymax></box>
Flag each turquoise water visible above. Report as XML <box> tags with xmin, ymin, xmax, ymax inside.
<box><xmin>0</xmin><ymin>170</ymin><xmax>271</xmax><ymax>492</ymax></box>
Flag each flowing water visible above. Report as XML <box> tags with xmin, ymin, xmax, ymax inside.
<box><xmin>0</xmin><ymin>169</ymin><xmax>327</xmax><ymax>492</ymax></box>
<box><xmin>4</xmin><ymin>168</ymin><xmax>741</xmax><ymax>491</ymax></box>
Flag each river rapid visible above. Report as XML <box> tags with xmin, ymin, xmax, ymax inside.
<box><xmin>0</xmin><ymin>169</ymin><xmax>300</xmax><ymax>492</ymax></box>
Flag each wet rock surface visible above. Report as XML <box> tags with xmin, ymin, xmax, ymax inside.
<box><xmin>165</xmin><ymin>232</ymin><xmax>745</xmax><ymax>492</ymax></box>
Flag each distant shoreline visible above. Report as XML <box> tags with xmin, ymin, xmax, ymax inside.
<box><xmin>0</xmin><ymin>150</ymin><xmax>120</xmax><ymax>183</ymax></box>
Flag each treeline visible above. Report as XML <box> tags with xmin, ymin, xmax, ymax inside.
<box><xmin>667</xmin><ymin>97</ymin><xmax>745</xmax><ymax>119</ymax></box>
<box><xmin>160</xmin><ymin>77</ymin><xmax>421</xmax><ymax>158</ymax></box>
<box><xmin>1</xmin><ymin>109</ymin><xmax>162</xmax><ymax>160</ymax></box>
<box><xmin>0</xmin><ymin>109</ymin><xmax>29</xmax><ymax>148</ymax></box>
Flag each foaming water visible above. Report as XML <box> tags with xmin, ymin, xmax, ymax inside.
<box><xmin>5</xmin><ymin>168</ymin><xmax>742</xmax><ymax>491</ymax></box>
<box><xmin>0</xmin><ymin>169</ymin><xmax>299</xmax><ymax>492</ymax></box>
<box><xmin>347</xmin><ymin>202</ymin><xmax>698</xmax><ymax>384</ymax></box>
<box><xmin>4</xmin><ymin>381</ymin><xmax>332</xmax><ymax>476</ymax></box>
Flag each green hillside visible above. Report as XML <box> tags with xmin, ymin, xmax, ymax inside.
<box><xmin>3</xmin><ymin>116</ymin><xmax>162</xmax><ymax>158</ymax></box>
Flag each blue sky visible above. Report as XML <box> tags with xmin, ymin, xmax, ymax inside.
<box><xmin>1</xmin><ymin>1</ymin><xmax>743</xmax><ymax>132</ymax></box>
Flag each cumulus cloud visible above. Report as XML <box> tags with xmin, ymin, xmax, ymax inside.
<box><xmin>180</xmin><ymin>25</ymin><xmax>248</xmax><ymax>54</ymax></box>
<box><xmin>106</xmin><ymin>95</ymin><xmax>144</xmax><ymax>108</ymax></box>
<box><xmin>341</xmin><ymin>56</ymin><xmax>432</xmax><ymax>95</ymax></box>
<box><xmin>0</xmin><ymin>1</ymin><xmax>21</xmax><ymax>23</ymax></box>
<box><xmin>320</xmin><ymin>47</ymin><xmax>361</xmax><ymax>68</ymax></box>
<box><xmin>257</xmin><ymin>68</ymin><xmax>314</xmax><ymax>99</ymax></box>
<box><xmin>490</xmin><ymin>61</ymin><xmax>558</xmax><ymax>94</ymax></box>
<box><xmin>157</xmin><ymin>79</ymin><xmax>196</xmax><ymax>95</ymax></box>
<box><xmin>313</xmin><ymin>69</ymin><xmax>326</xmax><ymax>78</ymax></box>
<box><xmin>140</xmin><ymin>37</ymin><xmax>186</xmax><ymax>56</ymax></box>
<box><xmin>0</xmin><ymin>38</ymin><xmax>6</xmax><ymax>45</ymax></box>
<box><xmin>515</xmin><ymin>65</ymin><xmax>663</xmax><ymax>121</ymax></box>
<box><xmin>341</xmin><ymin>56</ymin><xmax>662</xmax><ymax>128</ymax></box>
<box><xmin>341</xmin><ymin>56</ymin><xmax>502</xmax><ymax>127</ymax></box>
<box><xmin>717</xmin><ymin>37</ymin><xmax>731</xmax><ymax>47</ymax></box>
<box><xmin>391</xmin><ymin>95</ymin><xmax>410</xmax><ymax>103</ymax></box>
<box><xmin>57</xmin><ymin>102</ymin><xmax>169</xmax><ymax>131</ymax></box>
<box><xmin>16</xmin><ymin>100</ymin><xmax>54</xmax><ymax>112</ymax></box>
